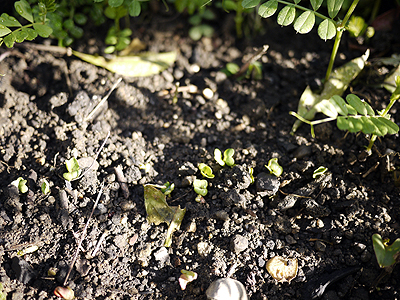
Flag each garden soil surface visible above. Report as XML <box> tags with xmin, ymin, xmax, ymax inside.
<box><xmin>1</xmin><ymin>7</ymin><xmax>400</xmax><ymax>300</ymax></box>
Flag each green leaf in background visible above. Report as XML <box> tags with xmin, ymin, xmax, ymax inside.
<box><xmin>109</xmin><ymin>0</ymin><xmax>124</xmax><ymax>8</ymax></box>
<box><xmin>0</xmin><ymin>13</ymin><xmax>22</xmax><ymax>27</ymax></box>
<box><xmin>33</xmin><ymin>24</ymin><xmax>53</xmax><ymax>38</ymax></box>
<box><xmin>258</xmin><ymin>0</ymin><xmax>278</xmax><ymax>18</ymax></box>
<box><xmin>372</xmin><ymin>234</ymin><xmax>400</xmax><ymax>268</ymax></box>
<box><xmin>293</xmin><ymin>11</ymin><xmax>315</xmax><ymax>34</ymax></box>
<box><xmin>318</xmin><ymin>19</ymin><xmax>336</xmax><ymax>41</ymax></box>
<box><xmin>15</xmin><ymin>0</ymin><xmax>34</xmax><ymax>23</ymax></box>
<box><xmin>346</xmin><ymin>15</ymin><xmax>367</xmax><ymax>38</ymax></box>
<box><xmin>277</xmin><ymin>5</ymin><xmax>296</xmax><ymax>26</ymax></box>
<box><xmin>327</xmin><ymin>0</ymin><xmax>344</xmax><ymax>19</ymax></box>
<box><xmin>128</xmin><ymin>0</ymin><xmax>141</xmax><ymax>17</ymax></box>
<box><xmin>310</xmin><ymin>0</ymin><xmax>323</xmax><ymax>11</ymax></box>
<box><xmin>242</xmin><ymin>0</ymin><xmax>261</xmax><ymax>9</ymax></box>
<box><xmin>144</xmin><ymin>184</ymin><xmax>186</xmax><ymax>247</ymax></box>
<box><xmin>21</xmin><ymin>27</ymin><xmax>38</xmax><ymax>40</ymax></box>
<box><xmin>72</xmin><ymin>50</ymin><xmax>176</xmax><ymax>77</ymax></box>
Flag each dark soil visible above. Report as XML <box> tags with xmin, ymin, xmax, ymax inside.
<box><xmin>1</xmin><ymin>7</ymin><xmax>400</xmax><ymax>300</ymax></box>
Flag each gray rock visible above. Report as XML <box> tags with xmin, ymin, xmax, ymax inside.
<box><xmin>206</xmin><ymin>278</ymin><xmax>248</xmax><ymax>300</ymax></box>
<box><xmin>231</xmin><ymin>234</ymin><xmax>249</xmax><ymax>254</ymax></box>
<box><xmin>12</xmin><ymin>256</ymin><xmax>36</xmax><ymax>284</ymax></box>
<box><xmin>153</xmin><ymin>247</ymin><xmax>170</xmax><ymax>267</ymax></box>
<box><xmin>256</xmin><ymin>173</ymin><xmax>280</xmax><ymax>197</ymax></box>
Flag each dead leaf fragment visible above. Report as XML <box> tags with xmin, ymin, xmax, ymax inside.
<box><xmin>72</xmin><ymin>50</ymin><xmax>176</xmax><ymax>77</ymax></box>
<box><xmin>143</xmin><ymin>184</ymin><xmax>186</xmax><ymax>247</ymax></box>
<box><xmin>266</xmin><ymin>256</ymin><xmax>298</xmax><ymax>283</ymax></box>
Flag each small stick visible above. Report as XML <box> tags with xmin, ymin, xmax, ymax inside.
<box><xmin>233</xmin><ymin>44</ymin><xmax>269</xmax><ymax>79</ymax></box>
<box><xmin>63</xmin><ymin>181</ymin><xmax>104</xmax><ymax>286</ymax></box>
<box><xmin>84</xmin><ymin>77</ymin><xmax>122</xmax><ymax>122</ymax></box>
<box><xmin>90</xmin><ymin>230</ymin><xmax>108</xmax><ymax>257</ymax></box>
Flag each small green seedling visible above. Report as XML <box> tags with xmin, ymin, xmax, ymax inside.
<box><xmin>11</xmin><ymin>177</ymin><xmax>28</xmax><ymax>193</ymax></box>
<box><xmin>17</xmin><ymin>245</ymin><xmax>39</xmax><ymax>256</ymax></box>
<box><xmin>313</xmin><ymin>166</ymin><xmax>328</xmax><ymax>178</ymax></box>
<box><xmin>161</xmin><ymin>181</ymin><xmax>175</xmax><ymax>196</ymax></box>
<box><xmin>193</xmin><ymin>179</ymin><xmax>208</xmax><ymax>202</ymax></box>
<box><xmin>265</xmin><ymin>158</ymin><xmax>283</xmax><ymax>177</ymax></box>
<box><xmin>179</xmin><ymin>270</ymin><xmax>198</xmax><ymax>290</ymax></box>
<box><xmin>249</xmin><ymin>167</ymin><xmax>254</xmax><ymax>184</ymax></box>
<box><xmin>198</xmin><ymin>163</ymin><xmax>215</xmax><ymax>179</ymax></box>
<box><xmin>41</xmin><ymin>179</ymin><xmax>50</xmax><ymax>195</ymax></box>
<box><xmin>63</xmin><ymin>157</ymin><xmax>81</xmax><ymax>181</ymax></box>
<box><xmin>372</xmin><ymin>233</ymin><xmax>400</xmax><ymax>268</ymax></box>
<box><xmin>214</xmin><ymin>148</ymin><xmax>235</xmax><ymax>167</ymax></box>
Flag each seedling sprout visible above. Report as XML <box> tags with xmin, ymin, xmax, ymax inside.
<box><xmin>63</xmin><ymin>157</ymin><xmax>81</xmax><ymax>181</ymax></box>
<box><xmin>41</xmin><ymin>179</ymin><xmax>50</xmax><ymax>194</ymax></box>
<box><xmin>313</xmin><ymin>166</ymin><xmax>328</xmax><ymax>178</ymax></box>
<box><xmin>214</xmin><ymin>148</ymin><xmax>235</xmax><ymax>167</ymax></box>
<box><xmin>193</xmin><ymin>179</ymin><xmax>208</xmax><ymax>202</ymax></box>
<box><xmin>372</xmin><ymin>233</ymin><xmax>400</xmax><ymax>268</ymax></box>
<box><xmin>198</xmin><ymin>163</ymin><xmax>215</xmax><ymax>179</ymax></box>
<box><xmin>265</xmin><ymin>158</ymin><xmax>283</xmax><ymax>177</ymax></box>
<box><xmin>11</xmin><ymin>177</ymin><xmax>28</xmax><ymax>193</ymax></box>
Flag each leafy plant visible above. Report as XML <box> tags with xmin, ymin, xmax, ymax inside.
<box><xmin>63</xmin><ymin>157</ymin><xmax>82</xmax><ymax>181</ymax></box>
<box><xmin>11</xmin><ymin>177</ymin><xmax>28</xmax><ymax>193</ymax></box>
<box><xmin>188</xmin><ymin>8</ymin><xmax>215</xmax><ymax>41</ymax></box>
<box><xmin>193</xmin><ymin>178</ymin><xmax>208</xmax><ymax>202</ymax></box>
<box><xmin>291</xmin><ymin>77</ymin><xmax>400</xmax><ymax>154</ymax></box>
<box><xmin>0</xmin><ymin>0</ymin><xmax>54</xmax><ymax>48</ymax></box>
<box><xmin>161</xmin><ymin>181</ymin><xmax>175</xmax><ymax>196</ymax></box>
<box><xmin>214</xmin><ymin>148</ymin><xmax>235</xmax><ymax>167</ymax></box>
<box><xmin>242</xmin><ymin>0</ymin><xmax>360</xmax><ymax>83</ymax></box>
<box><xmin>198</xmin><ymin>163</ymin><xmax>215</xmax><ymax>179</ymax></box>
<box><xmin>265</xmin><ymin>158</ymin><xmax>283</xmax><ymax>177</ymax></box>
<box><xmin>372</xmin><ymin>233</ymin><xmax>400</xmax><ymax>268</ymax></box>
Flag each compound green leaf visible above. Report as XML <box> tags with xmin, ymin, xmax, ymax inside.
<box><xmin>0</xmin><ymin>13</ymin><xmax>22</xmax><ymax>27</ymax></box>
<box><xmin>3</xmin><ymin>32</ymin><xmax>16</xmax><ymax>48</ymax></box>
<box><xmin>346</xmin><ymin>94</ymin><xmax>367</xmax><ymax>115</ymax></box>
<box><xmin>128</xmin><ymin>0</ymin><xmax>141</xmax><ymax>17</ymax></box>
<box><xmin>293</xmin><ymin>10</ymin><xmax>315</xmax><ymax>34</ymax></box>
<box><xmin>316</xmin><ymin>99</ymin><xmax>338</xmax><ymax>118</ymax></box>
<box><xmin>0</xmin><ymin>25</ymin><xmax>12</xmax><ymax>37</ymax></box>
<box><xmin>14</xmin><ymin>0</ymin><xmax>33</xmax><ymax>23</ymax></box>
<box><xmin>336</xmin><ymin>116</ymin><xmax>348</xmax><ymax>131</ymax></box>
<box><xmin>369</xmin><ymin>117</ymin><xmax>386</xmax><ymax>136</ymax></box>
<box><xmin>310</xmin><ymin>0</ymin><xmax>323</xmax><ymax>11</ymax></box>
<box><xmin>242</xmin><ymin>0</ymin><xmax>261</xmax><ymax>9</ymax></box>
<box><xmin>318</xmin><ymin>19</ymin><xmax>336</xmax><ymax>41</ymax></box>
<box><xmin>14</xmin><ymin>30</ymin><xmax>28</xmax><ymax>43</ymax></box>
<box><xmin>277</xmin><ymin>5</ymin><xmax>296</xmax><ymax>26</ymax></box>
<box><xmin>359</xmin><ymin>116</ymin><xmax>375</xmax><ymax>134</ymax></box>
<box><xmin>23</xmin><ymin>27</ymin><xmax>37</xmax><ymax>40</ymax></box>
<box><xmin>364</xmin><ymin>101</ymin><xmax>375</xmax><ymax>116</ymax></box>
<box><xmin>330</xmin><ymin>95</ymin><xmax>348</xmax><ymax>115</ymax></box>
<box><xmin>346</xmin><ymin>103</ymin><xmax>357</xmax><ymax>115</ymax></box>
<box><xmin>33</xmin><ymin>24</ymin><xmax>53</xmax><ymax>37</ymax></box>
<box><xmin>258</xmin><ymin>0</ymin><xmax>278</xmax><ymax>18</ymax></box>
<box><xmin>327</xmin><ymin>0</ymin><xmax>344</xmax><ymax>19</ymax></box>
<box><xmin>109</xmin><ymin>0</ymin><xmax>124</xmax><ymax>7</ymax></box>
<box><xmin>377</xmin><ymin>117</ymin><xmax>399</xmax><ymax>135</ymax></box>
<box><xmin>346</xmin><ymin>116</ymin><xmax>363</xmax><ymax>133</ymax></box>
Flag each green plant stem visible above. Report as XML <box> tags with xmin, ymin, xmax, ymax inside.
<box><xmin>324</xmin><ymin>0</ymin><xmax>360</xmax><ymax>82</ymax></box>
<box><xmin>235</xmin><ymin>0</ymin><xmax>243</xmax><ymax>38</ymax></box>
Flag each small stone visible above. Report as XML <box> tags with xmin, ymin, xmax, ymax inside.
<box><xmin>197</xmin><ymin>242</ymin><xmax>212</xmax><ymax>257</ymax></box>
<box><xmin>258</xmin><ymin>257</ymin><xmax>266</xmax><ymax>268</ymax></box>
<box><xmin>231</xmin><ymin>235</ymin><xmax>249</xmax><ymax>254</ymax></box>
<box><xmin>315</xmin><ymin>240</ymin><xmax>326</xmax><ymax>252</ymax></box>
<box><xmin>203</xmin><ymin>88</ymin><xmax>214</xmax><ymax>99</ymax></box>
<box><xmin>153</xmin><ymin>247</ymin><xmax>170</xmax><ymax>267</ymax></box>
<box><xmin>214</xmin><ymin>210</ymin><xmax>229</xmax><ymax>221</ymax></box>
<box><xmin>113</xmin><ymin>234</ymin><xmax>128</xmax><ymax>249</ymax></box>
<box><xmin>360</xmin><ymin>250</ymin><xmax>372</xmax><ymax>263</ymax></box>
<box><xmin>285</xmin><ymin>235</ymin><xmax>297</xmax><ymax>245</ymax></box>
<box><xmin>256</xmin><ymin>173</ymin><xmax>280</xmax><ymax>197</ymax></box>
<box><xmin>293</xmin><ymin>145</ymin><xmax>312</xmax><ymax>159</ymax></box>
<box><xmin>206</xmin><ymin>278</ymin><xmax>248</xmax><ymax>300</ymax></box>
<box><xmin>12</xmin><ymin>256</ymin><xmax>36</xmax><ymax>284</ymax></box>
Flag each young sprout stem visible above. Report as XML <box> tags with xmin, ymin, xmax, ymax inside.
<box><xmin>324</xmin><ymin>0</ymin><xmax>360</xmax><ymax>82</ymax></box>
<box><xmin>63</xmin><ymin>181</ymin><xmax>105</xmax><ymax>286</ymax></box>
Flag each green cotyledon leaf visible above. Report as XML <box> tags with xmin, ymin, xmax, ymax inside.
<box><xmin>144</xmin><ymin>184</ymin><xmax>186</xmax><ymax>247</ymax></box>
<box><xmin>72</xmin><ymin>50</ymin><xmax>176</xmax><ymax>77</ymax></box>
<box><xmin>291</xmin><ymin>49</ymin><xmax>369</xmax><ymax>134</ymax></box>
